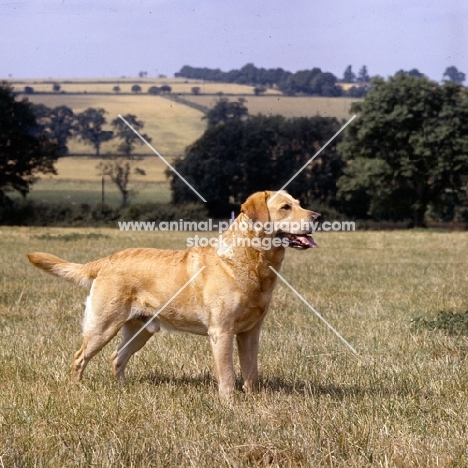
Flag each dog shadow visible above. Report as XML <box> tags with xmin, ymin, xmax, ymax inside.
<box><xmin>137</xmin><ymin>371</ymin><xmax>413</xmax><ymax>400</ymax></box>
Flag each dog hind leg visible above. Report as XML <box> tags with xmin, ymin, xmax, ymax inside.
<box><xmin>72</xmin><ymin>293</ymin><xmax>128</xmax><ymax>381</ymax></box>
<box><xmin>110</xmin><ymin>318</ymin><xmax>157</xmax><ymax>381</ymax></box>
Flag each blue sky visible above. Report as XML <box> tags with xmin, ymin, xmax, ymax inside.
<box><xmin>1</xmin><ymin>0</ymin><xmax>467</xmax><ymax>81</ymax></box>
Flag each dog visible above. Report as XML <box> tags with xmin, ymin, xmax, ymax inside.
<box><xmin>27</xmin><ymin>190</ymin><xmax>319</xmax><ymax>399</ymax></box>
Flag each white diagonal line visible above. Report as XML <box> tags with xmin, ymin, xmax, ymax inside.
<box><xmin>269</xmin><ymin>266</ymin><xmax>359</xmax><ymax>357</ymax></box>
<box><xmin>118</xmin><ymin>114</ymin><xmax>207</xmax><ymax>202</ymax></box>
<box><xmin>117</xmin><ymin>266</ymin><xmax>206</xmax><ymax>355</ymax></box>
<box><xmin>270</xmin><ymin>114</ymin><xmax>357</xmax><ymax>202</ymax></box>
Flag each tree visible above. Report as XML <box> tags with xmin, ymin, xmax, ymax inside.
<box><xmin>75</xmin><ymin>108</ymin><xmax>113</xmax><ymax>156</ymax></box>
<box><xmin>131</xmin><ymin>84</ymin><xmax>142</xmax><ymax>94</ymax></box>
<box><xmin>346</xmin><ymin>86</ymin><xmax>368</xmax><ymax>98</ymax></box>
<box><xmin>443</xmin><ymin>66</ymin><xmax>466</xmax><ymax>84</ymax></box>
<box><xmin>337</xmin><ymin>74</ymin><xmax>468</xmax><ymax>226</ymax></box>
<box><xmin>342</xmin><ymin>65</ymin><xmax>356</xmax><ymax>83</ymax></box>
<box><xmin>0</xmin><ymin>83</ymin><xmax>58</xmax><ymax>204</ymax></box>
<box><xmin>358</xmin><ymin>65</ymin><xmax>370</xmax><ymax>83</ymax></box>
<box><xmin>138</xmin><ymin>71</ymin><xmax>148</xmax><ymax>78</ymax></box>
<box><xmin>278</xmin><ymin>68</ymin><xmax>341</xmax><ymax>96</ymax></box>
<box><xmin>254</xmin><ymin>85</ymin><xmax>267</xmax><ymax>95</ymax></box>
<box><xmin>203</xmin><ymin>98</ymin><xmax>249</xmax><ymax>127</ymax></box>
<box><xmin>97</xmin><ymin>158</ymin><xmax>145</xmax><ymax>208</ymax></box>
<box><xmin>111</xmin><ymin>114</ymin><xmax>151</xmax><ymax>157</ymax></box>
<box><xmin>169</xmin><ymin>115</ymin><xmax>342</xmax><ymax>215</ymax></box>
<box><xmin>33</xmin><ymin>104</ymin><xmax>76</xmax><ymax>156</ymax></box>
<box><xmin>160</xmin><ymin>85</ymin><xmax>172</xmax><ymax>94</ymax></box>
<box><xmin>96</xmin><ymin>114</ymin><xmax>151</xmax><ymax>207</ymax></box>
<box><xmin>396</xmin><ymin>68</ymin><xmax>425</xmax><ymax>78</ymax></box>
<box><xmin>148</xmin><ymin>86</ymin><xmax>161</xmax><ymax>95</ymax></box>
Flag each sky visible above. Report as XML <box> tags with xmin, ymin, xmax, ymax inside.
<box><xmin>1</xmin><ymin>0</ymin><xmax>467</xmax><ymax>81</ymax></box>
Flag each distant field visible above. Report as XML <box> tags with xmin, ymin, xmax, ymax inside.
<box><xmin>29</xmin><ymin>179</ymin><xmax>171</xmax><ymax>205</ymax></box>
<box><xmin>11</xmin><ymin>78</ymin><xmax>281</xmax><ymax>95</ymax></box>
<box><xmin>183</xmin><ymin>94</ymin><xmax>359</xmax><ymax>120</ymax></box>
<box><xmin>12</xmin><ymin>78</ymin><xmax>358</xmax><ymax>206</ymax></box>
<box><xmin>23</xmin><ymin>94</ymin><xmax>206</xmax><ymax>158</ymax></box>
<box><xmin>28</xmin><ymin>156</ymin><xmax>172</xmax><ymax>205</ymax></box>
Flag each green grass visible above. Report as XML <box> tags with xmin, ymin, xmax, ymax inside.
<box><xmin>22</xmin><ymin>155</ymin><xmax>174</xmax><ymax>206</ymax></box>
<box><xmin>26</xmin><ymin>179</ymin><xmax>172</xmax><ymax>205</ymax></box>
<box><xmin>1</xmin><ymin>228</ymin><xmax>468</xmax><ymax>466</ymax></box>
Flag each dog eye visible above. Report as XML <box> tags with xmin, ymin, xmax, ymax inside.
<box><xmin>281</xmin><ymin>204</ymin><xmax>291</xmax><ymax>210</ymax></box>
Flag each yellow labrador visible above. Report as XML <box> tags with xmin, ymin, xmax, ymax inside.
<box><xmin>28</xmin><ymin>190</ymin><xmax>319</xmax><ymax>399</ymax></box>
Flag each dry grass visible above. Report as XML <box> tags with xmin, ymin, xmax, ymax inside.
<box><xmin>23</xmin><ymin>94</ymin><xmax>206</xmax><ymax>157</ymax></box>
<box><xmin>182</xmin><ymin>95</ymin><xmax>360</xmax><ymax>120</ymax></box>
<box><xmin>1</xmin><ymin>228</ymin><xmax>468</xmax><ymax>466</ymax></box>
<box><xmin>11</xmin><ymin>78</ymin><xmax>281</xmax><ymax>95</ymax></box>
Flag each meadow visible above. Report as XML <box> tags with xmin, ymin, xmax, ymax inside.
<box><xmin>1</xmin><ymin>227</ymin><xmax>468</xmax><ymax>466</ymax></box>
<box><xmin>20</xmin><ymin>89</ymin><xmax>207</xmax><ymax>205</ymax></box>
<box><xmin>16</xmin><ymin>79</ymin><xmax>357</xmax><ymax>205</ymax></box>
<box><xmin>23</xmin><ymin>94</ymin><xmax>206</xmax><ymax>158</ymax></box>
<box><xmin>29</xmin><ymin>156</ymin><xmax>173</xmax><ymax>205</ymax></box>
<box><xmin>12</xmin><ymin>78</ymin><xmax>282</xmax><ymax>96</ymax></box>
<box><xmin>182</xmin><ymin>95</ymin><xmax>358</xmax><ymax>121</ymax></box>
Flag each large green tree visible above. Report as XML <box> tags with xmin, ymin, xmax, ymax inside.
<box><xmin>0</xmin><ymin>83</ymin><xmax>58</xmax><ymax>204</ymax></box>
<box><xmin>337</xmin><ymin>74</ymin><xmax>468</xmax><ymax>225</ymax></box>
<box><xmin>169</xmin><ymin>115</ymin><xmax>342</xmax><ymax>215</ymax></box>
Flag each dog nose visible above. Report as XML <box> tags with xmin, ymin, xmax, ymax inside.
<box><xmin>311</xmin><ymin>211</ymin><xmax>320</xmax><ymax>220</ymax></box>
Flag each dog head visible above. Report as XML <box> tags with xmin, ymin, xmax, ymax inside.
<box><xmin>241</xmin><ymin>191</ymin><xmax>319</xmax><ymax>249</ymax></box>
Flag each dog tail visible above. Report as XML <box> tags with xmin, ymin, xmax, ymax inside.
<box><xmin>27</xmin><ymin>252</ymin><xmax>104</xmax><ymax>287</ymax></box>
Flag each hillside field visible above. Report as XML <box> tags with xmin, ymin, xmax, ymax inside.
<box><xmin>1</xmin><ymin>228</ymin><xmax>468</xmax><ymax>466</ymax></box>
<box><xmin>8</xmin><ymin>78</ymin><xmax>358</xmax><ymax>206</ymax></box>
<box><xmin>11</xmin><ymin>78</ymin><xmax>282</xmax><ymax>96</ymax></box>
<box><xmin>23</xmin><ymin>94</ymin><xmax>206</xmax><ymax>158</ymax></box>
<box><xmin>182</xmin><ymin>94</ymin><xmax>358</xmax><ymax>120</ymax></box>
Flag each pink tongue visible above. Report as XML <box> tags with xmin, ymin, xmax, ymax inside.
<box><xmin>297</xmin><ymin>235</ymin><xmax>317</xmax><ymax>248</ymax></box>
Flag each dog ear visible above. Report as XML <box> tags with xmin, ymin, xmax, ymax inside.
<box><xmin>241</xmin><ymin>191</ymin><xmax>270</xmax><ymax>223</ymax></box>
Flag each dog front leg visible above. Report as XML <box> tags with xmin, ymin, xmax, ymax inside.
<box><xmin>209</xmin><ymin>331</ymin><xmax>235</xmax><ymax>400</ymax></box>
<box><xmin>236</xmin><ymin>319</ymin><xmax>263</xmax><ymax>393</ymax></box>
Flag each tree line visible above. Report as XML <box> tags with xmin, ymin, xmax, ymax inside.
<box><xmin>23</xmin><ymin>83</ymin><xmax>173</xmax><ymax>95</ymax></box>
<box><xmin>2</xmin><ymin>70</ymin><xmax>468</xmax><ymax>227</ymax></box>
<box><xmin>170</xmin><ymin>74</ymin><xmax>468</xmax><ymax>226</ymax></box>
<box><xmin>0</xmin><ymin>83</ymin><xmax>151</xmax><ymax>208</ymax></box>
<box><xmin>176</xmin><ymin>63</ymin><xmax>343</xmax><ymax>97</ymax></box>
<box><xmin>176</xmin><ymin>63</ymin><xmax>466</xmax><ymax>98</ymax></box>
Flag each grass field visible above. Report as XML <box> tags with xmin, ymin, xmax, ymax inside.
<box><xmin>183</xmin><ymin>95</ymin><xmax>358</xmax><ymax>121</ymax></box>
<box><xmin>11</xmin><ymin>78</ymin><xmax>281</xmax><ymax>96</ymax></box>
<box><xmin>28</xmin><ymin>156</ymin><xmax>173</xmax><ymax>205</ymax></box>
<box><xmin>23</xmin><ymin>94</ymin><xmax>206</xmax><ymax>158</ymax></box>
<box><xmin>18</xmin><ymin>81</ymin><xmax>357</xmax><ymax>205</ymax></box>
<box><xmin>1</xmin><ymin>228</ymin><xmax>468</xmax><ymax>466</ymax></box>
<box><xmin>19</xmin><ymin>89</ymin><xmax>206</xmax><ymax>205</ymax></box>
